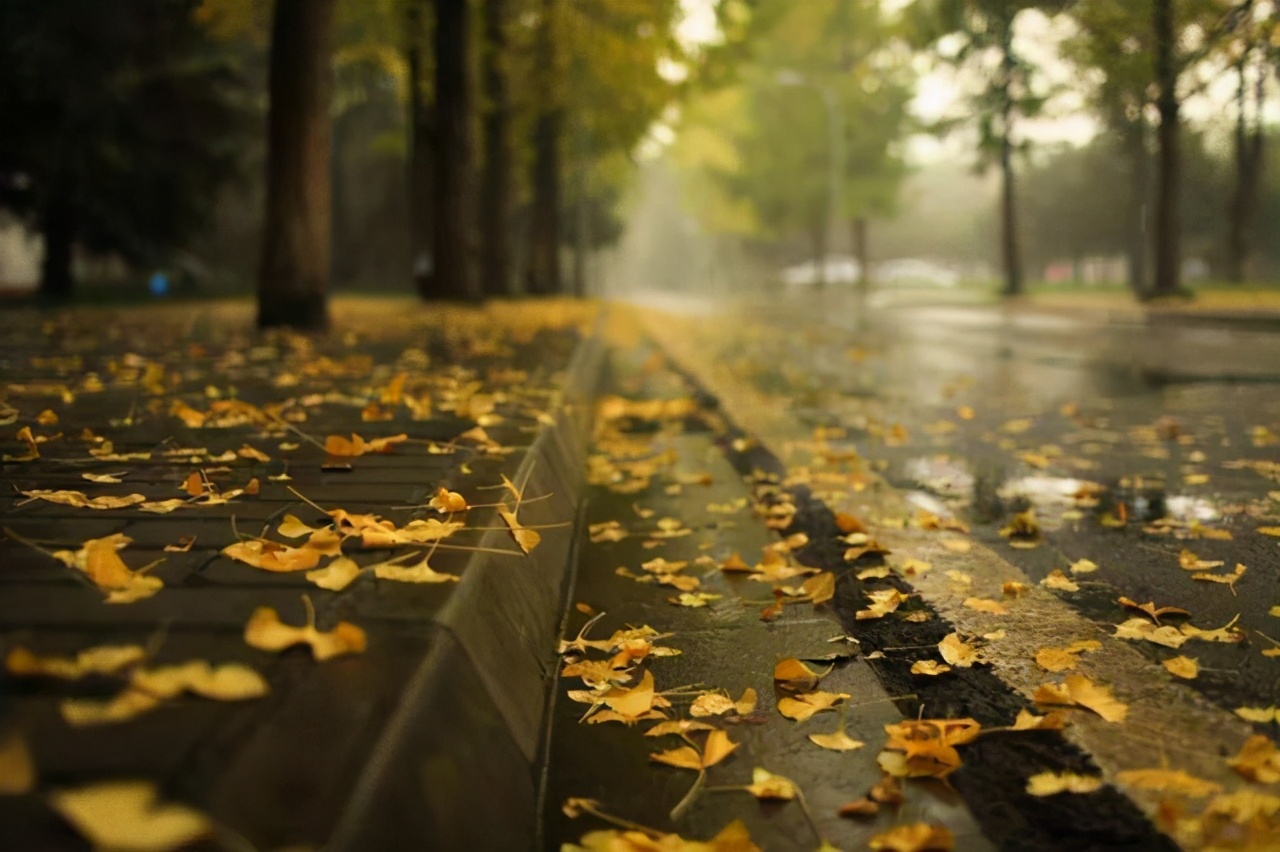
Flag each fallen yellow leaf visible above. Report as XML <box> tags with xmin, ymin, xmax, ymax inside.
<box><xmin>50</xmin><ymin>781</ymin><xmax>212</xmax><ymax>852</ymax></box>
<box><xmin>243</xmin><ymin>597</ymin><xmax>366</xmax><ymax>661</ymax></box>
<box><xmin>1026</xmin><ymin>771</ymin><xmax>1103</xmax><ymax>796</ymax></box>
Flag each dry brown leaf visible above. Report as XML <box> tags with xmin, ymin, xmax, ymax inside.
<box><xmin>719</xmin><ymin>552</ymin><xmax>752</xmax><ymax>572</ymax></box>
<box><xmin>1011</xmin><ymin>709</ymin><xmax>1068</xmax><ymax>731</ymax></box>
<box><xmin>773</xmin><ymin>658</ymin><xmax>827</xmax><ymax>692</ymax></box>
<box><xmin>777</xmin><ymin>691</ymin><xmax>850</xmax><ymax>722</ymax></box>
<box><xmin>243</xmin><ymin>598</ymin><xmax>366</xmax><ymax>661</ymax></box>
<box><xmin>857</xmin><ymin>588</ymin><xmax>908</xmax><ymax>620</ymax></box>
<box><xmin>868</xmin><ymin>823</ymin><xmax>954</xmax><ymax>852</ymax></box>
<box><xmin>690</xmin><ymin>692</ymin><xmax>737</xmax><ymax>718</ymax></box>
<box><xmin>1227</xmin><ymin>735</ymin><xmax>1280</xmax><ymax>784</ymax></box>
<box><xmin>1178</xmin><ymin>549</ymin><xmax>1224</xmax><ymax>571</ymax></box>
<box><xmin>1026</xmin><ymin>772</ymin><xmax>1103</xmax><ymax>796</ymax></box>
<box><xmin>1033</xmin><ymin>674</ymin><xmax>1128</xmax><ymax>723</ymax></box>
<box><xmin>744</xmin><ymin>767</ymin><xmax>798</xmax><ymax>800</ymax></box>
<box><xmin>323</xmin><ymin>432</ymin><xmax>408</xmax><ymax>457</ymax></box>
<box><xmin>49</xmin><ymin>781</ymin><xmax>212</xmax><ymax>852</ymax></box>
<box><xmin>6</xmin><ymin>644</ymin><xmax>145</xmax><ymax>679</ymax></box>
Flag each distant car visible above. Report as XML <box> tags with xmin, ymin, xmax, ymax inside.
<box><xmin>873</xmin><ymin>259</ymin><xmax>961</xmax><ymax>288</ymax></box>
<box><xmin>781</xmin><ymin>255</ymin><xmax>861</xmax><ymax>286</ymax></box>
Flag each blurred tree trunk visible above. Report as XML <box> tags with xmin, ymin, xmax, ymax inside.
<box><xmin>1227</xmin><ymin>58</ymin><xmax>1264</xmax><ymax>284</ymax></box>
<box><xmin>998</xmin><ymin>17</ymin><xmax>1023</xmax><ymax>297</ymax></box>
<box><xmin>527</xmin><ymin>0</ymin><xmax>562</xmax><ymax>295</ymax></box>
<box><xmin>257</xmin><ymin>0</ymin><xmax>334</xmax><ymax>330</ymax></box>
<box><xmin>852</xmin><ymin>217</ymin><xmax>869</xmax><ymax>291</ymax></box>
<box><xmin>407</xmin><ymin>0</ymin><xmax>435</xmax><ymax>297</ymax></box>
<box><xmin>1151</xmin><ymin>0</ymin><xmax>1181</xmax><ymax>298</ymax></box>
<box><xmin>479</xmin><ymin>0</ymin><xmax>511</xmax><ymax>297</ymax></box>
<box><xmin>1124</xmin><ymin>119</ymin><xmax>1149</xmax><ymax>296</ymax></box>
<box><xmin>432</xmin><ymin>0</ymin><xmax>479</xmax><ymax>300</ymax></box>
<box><xmin>38</xmin><ymin>193</ymin><xmax>74</xmax><ymax>301</ymax></box>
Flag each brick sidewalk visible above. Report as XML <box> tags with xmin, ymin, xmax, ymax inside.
<box><xmin>0</xmin><ymin>297</ymin><xmax>600</xmax><ymax>850</ymax></box>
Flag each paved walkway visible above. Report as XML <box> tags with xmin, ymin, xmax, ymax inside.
<box><xmin>0</xmin><ymin>297</ymin><xmax>598</xmax><ymax>850</ymax></box>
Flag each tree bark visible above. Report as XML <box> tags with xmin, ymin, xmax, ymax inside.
<box><xmin>38</xmin><ymin>194</ymin><xmax>75</xmax><ymax>301</ymax></box>
<box><xmin>1125</xmin><ymin>118</ymin><xmax>1149</xmax><ymax>296</ymax></box>
<box><xmin>432</xmin><ymin>0</ymin><xmax>479</xmax><ymax>300</ymax></box>
<box><xmin>998</xmin><ymin>18</ymin><xmax>1023</xmax><ymax>297</ymax></box>
<box><xmin>1151</xmin><ymin>0</ymin><xmax>1181</xmax><ymax>297</ymax></box>
<box><xmin>1227</xmin><ymin>58</ymin><xmax>1263</xmax><ymax>284</ymax></box>
<box><xmin>257</xmin><ymin>0</ymin><xmax>334</xmax><ymax>330</ymax></box>
<box><xmin>479</xmin><ymin>0</ymin><xmax>512</xmax><ymax>297</ymax></box>
<box><xmin>526</xmin><ymin>0</ymin><xmax>561</xmax><ymax>295</ymax></box>
<box><xmin>407</xmin><ymin>0</ymin><xmax>436</xmax><ymax>297</ymax></box>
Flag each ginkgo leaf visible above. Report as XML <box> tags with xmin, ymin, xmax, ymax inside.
<box><xmin>1041</xmin><ymin>570</ymin><xmax>1079</xmax><ymax>592</ymax></box>
<box><xmin>323</xmin><ymin>432</ymin><xmax>408</xmax><ymax>457</ymax></box>
<box><xmin>735</xmin><ymin>687</ymin><xmax>758</xmax><ymax>715</ymax></box>
<box><xmin>0</xmin><ymin>732</ymin><xmax>34</xmax><ymax>795</ymax></box>
<box><xmin>1162</xmin><ymin>656</ymin><xmax>1199</xmax><ymax>679</ymax></box>
<box><xmin>777</xmin><ymin>691</ymin><xmax>849</xmax><ymax>722</ymax></box>
<box><xmin>243</xmin><ymin>599</ymin><xmax>366</xmax><ymax>661</ymax></box>
<box><xmin>52</xmin><ymin>535</ymin><xmax>163</xmax><ymax>603</ymax></box>
<box><xmin>1034</xmin><ymin>640</ymin><xmax>1100</xmax><ymax>673</ymax></box>
<box><xmin>499</xmin><ymin>505</ymin><xmax>541</xmax><ymax>554</ymax></box>
<box><xmin>690</xmin><ymin>693</ymin><xmax>737</xmax><ymax>717</ymax></box>
<box><xmin>62</xmin><ymin>661</ymin><xmax>268</xmax><ymax>726</ymax></box>
<box><xmin>1113</xmin><ymin>618</ymin><xmax>1189</xmax><ymax>648</ymax></box>
<box><xmin>277</xmin><ymin>513</ymin><xmax>321</xmax><ymax>539</ymax></box>
<box><xmin>1026</xmin><ymin>772</ymin><xmax>1103</xmax><ymax>796</ymax></box>
<box><xmin>563</xmin><ymin>820</ymin><xmax>757</xmax><ymax>852</ymax></box>
<box><xmin>900</xmin><ymin>558</ymin><xmax>933</xmax><ymax>575</ymax></box>
<box><xmin>744</xmin><ymin>767</ymin><xmax>798</xmax><ymax>800</ymax></box>
<box><xmin>773</xmin><ymin>658</ymin><xmax>827</xmax><ymax>692</ymax></box>
<box><xmin>868</xmin><ymin>823</ymin><xmax>954</xmax><ymax>852</ymax></box>
<box><xmin>1178</xmin><ymin>549</ymin><xmax>1224</xmax><ymax>571</ymax></box>
<box><xmin>670</xmin><ymin>592</ymin><xmax>720</xmax><ymax>607</ymax></box>
<box><xmin>49</xmin><ymin>781</ymin><xmax>212</xmax><ymax>852</ymax></box>
<box><xmin>938</xmin><ymin>633</ymin><xmax>983</xmax><ymax>667</ymax></box>
<box><xmin>222</xmin><ymin>538</ymin><xmax>323</xmax><ymax>573</ymax></box>
<box><xmin>360</xmin><ymin>517</ymin><xmax>465</xmax><ymax>548</ymax></box>
<box><xmin>645</xmin><ymin>719</ymin><xmax>716</xmax><ymax>738</ymax></box>
<box><xmin>963</xmin><ymin>597</ymin><xmax>1008</xmax><ymax>615</ymax></box>
<box><xmin>1118</xmin><ymin>596</ymin><xmax>1190</xmax><ymax>624</ymax></box>
<box><xmin>1227</xmin><ymin>735</ymin><xmax>1280</xmax><ymax>784</ymax></box>
<box><xmin>1115</xmin><ymin>768</ymin><xmax>1222</xmax><ymax>798</ymax></box>
<box><xmin>82</xmin><ymin>472</ymin><xmax>126</xmax><ymax>484</ymax></box>
<box><xmin>1069</xmin><ymin>559</ymin><xmax>1098</xmax><ymax>574</ymax></box>
<box><xmin>802</xmin><ymin>572</ymin><xmax>836</xmax><ymax>604</ymax></box>
<box><xmin>856</xmin><ymin>588</ymin><xmax>907</xmax><ymax>620</ymax></box>
<box><xmin>719</xmin><ymin>552</ymin><xmax>752</xmax><ymax>572</ymax></box>
<box><xmin>1011</xmin><ymin>709</ymin><xmax>1067</xmax><ymax>731</ymax></box>
<box><xmin>1033</xmin><ymin>674</ymin><xmax>1127</xmax><ymax>723</ymax></box>
<box><xmin>6</xmin><ymin>644</ymin><xmax>145</xmax><ymax>679</ymax></box>
<box><xmin>306</xmin><ymin>556</ymin><xmax>363</xmax><ymax>590</ymax></box>
<box><xmin>22</xmin><ymin>489</ymin><xmax>147</xmax><ymax>509</ymax></box>
<box><xmin>911</xmin><ymin>660</ymin><xmax>951</xmax><ymax>676</ymax></box>
<box><xmin>649</xmin><ymin>729</ymin><xmax>738</xmax><ymax>771</ymax></box>
<box><xmin>1234</xmin><ymin>706</ymin><xmax>1280</xmax><ymax>724</ymax></box>
<box><xmin>371</xmin><ymin>552</ymin><xmax>460</xmax><ymax>584</ymax></box>
<box><xmin>588</xmin><ymin>670</ymin><xmax>668</xmax><ymax>725</ymax></box>
<box><xmin>4</xmin><ymin>425</ymin><xmax>40</xmax><ymax>461</ymax></box>
<box><xmin>808</xmin><ymin>730</ymin><xmax>865</xmax><ymax>751</ymax></box>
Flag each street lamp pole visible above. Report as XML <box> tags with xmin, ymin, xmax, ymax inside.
<box><xmin>777</xmin><ymin>70</ymin><xmax>844</xmax><ymax>289</ymax></box>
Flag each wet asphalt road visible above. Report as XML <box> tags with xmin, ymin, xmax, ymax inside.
<box><xmin>579</xmin><ymin>288</ymin><xmax>1280</xmax><ymax>849</ymax></box>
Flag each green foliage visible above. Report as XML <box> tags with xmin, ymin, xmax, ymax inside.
<box><xmin>675</xmin><ymin>0</ymin><xmax>913</xmax><ymax>242</ymax></box>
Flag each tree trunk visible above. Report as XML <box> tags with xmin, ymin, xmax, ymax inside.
<box><xmin>852</xmin><ymin>216</ymin><xmax>869</xmax><ymax>291</ymax></box>
<box><xmin>526</xmin><ymin>0</ymin><xmax>561</xmax><ymax>295</ymax></box>
<box><xmin>432</xmin><ymin>0</ymin><xmax>479</xmax><ymax>300</ymax></box>
<box><xmin>998</xmin><ymin>19</ymin><xmax>1023</xmax><ymax>297</ymax></box>
<box><xmin>479</xmin><ymin>0</ymin><xmax>512</xmax><ymax>297</ymax></box>
<box><xmin>407</xmin><ymin>0</ymin><xmax>436</xmax><ymax>297</ymax></box>
<box><xmin>38</xmin><ymin>194</ymin><xmax>75</xmax><ymax>301</ymax></box>
<box><xmin>1124</xmin><ymin>118</ymin><xmax>1149</xmax><ymax>296</ymax></box>
<box><xmin>1151</xmin><ymin>0</ymin><xmax>1181</xmax><ymax>298</ymax></box>
<box><xmin>1227</xmin><ymin>58</ymin><xmax>1263</xmax><ymax>284</ymax></box>
<box><xmin>257</xmin><ymin>0</ymin><xmax>334</xmax><ymax>330</ymax></box>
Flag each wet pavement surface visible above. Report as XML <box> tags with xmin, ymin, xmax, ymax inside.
<box><xmin>550</xmin><ymin>291</ymin><xmax>1280</xmax><ymax>851</ymax></box>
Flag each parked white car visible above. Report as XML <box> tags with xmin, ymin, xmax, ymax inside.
<box><xmin>873</xmin><ymin>259</ymin><xmax>961</xmax><ymax>288</ymax></box>
<box><xmin>781</xmin><ymin>255</ymin><xmax>861</xmax><ymax>286</ymax></box>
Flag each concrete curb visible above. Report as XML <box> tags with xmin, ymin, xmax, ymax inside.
<box><xmin>326</xmin><ymin>318</ymin><xmax>606</xmax><ymax>851</ymax></box>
